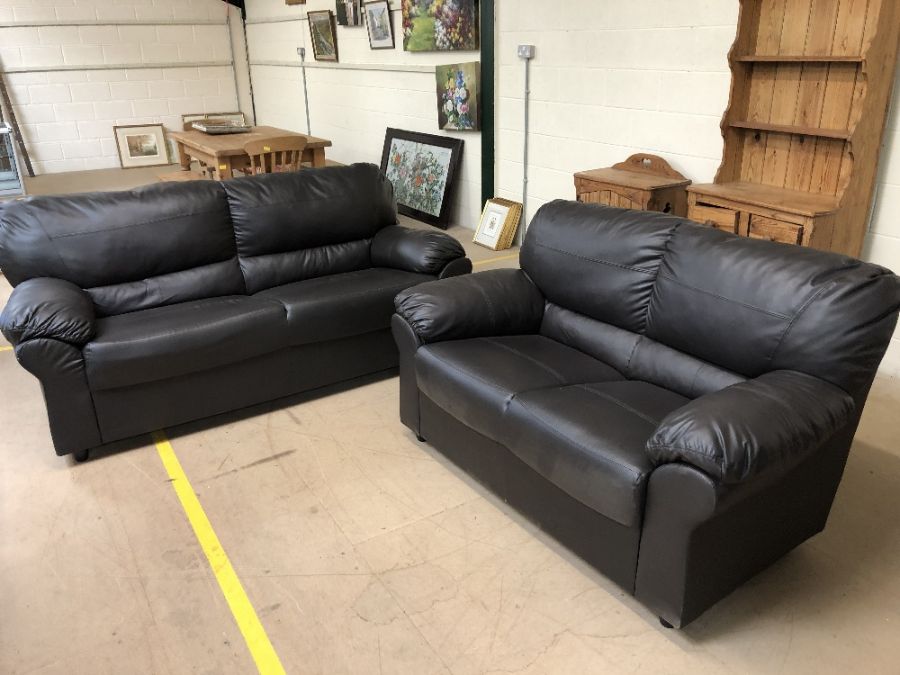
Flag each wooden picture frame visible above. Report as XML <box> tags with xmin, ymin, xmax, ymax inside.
<box><xmin>474</xmin><ymin>198</ymin><xmax>522</xmax><ymax>250</ymax></box>
<box><xmin>113</xmin><ymin>124</ymin><xmax>170</xmax><ymax>169</ymax></box>
<box><xmin>380</xmin><ymin>128</ymin><xmax>463</xmax><ymax>229</ymax></box>
<box><xmin>364</xmin><ymin>1</ymin><xmax>394</xmax><ymax>50</ymax></box>
<box><xmin>308</xmin><ymin>10</ymin><xmax>339</xmax><ymax>62</ymax></box>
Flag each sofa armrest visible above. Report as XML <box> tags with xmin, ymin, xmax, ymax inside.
<box><xmin>371</xmin><ymin>225</ymin><xmax>468</xmax><ymax>275</ymax></box>
<box><xmin>394</xmin><ymin>268</ymin><xmax>545</xmax><ymax>344</ymax></box>
<box><xmin>0</xmin><ymin>277</ymin><xmax>96</xmax><ymax>347</ymax></box>
<box><xmin>646</xmin><ymin>370</ymin><xmax>855</xmax><ymax>484</ymax></box>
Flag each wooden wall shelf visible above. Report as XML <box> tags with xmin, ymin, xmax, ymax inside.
<box><xmin>734</xmin><ymin>55</ymin><xmax>864</xmax><ymax>63</ymax></box>
<box><xmin>687</xmin><ymin>0</ymin><xmax>900</xmax><ymax>257</ymax></box>
<box><xmin>729</xmin><ymin>120</ymin><xmax>851</xmax><ymax>140</ymax></box>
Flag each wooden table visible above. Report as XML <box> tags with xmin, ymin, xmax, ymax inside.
<box><xmin>169</xmin><ymin>125</ymin><xmax>333</xmax><ymax>179</ymax></box>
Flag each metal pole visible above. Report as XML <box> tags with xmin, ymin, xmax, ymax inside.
<box><xmin>299</xmin><ymin>47</ymin><xmax>311</xmax><ymax>136</ymax></box>
<box><xmin>521</xmin><ymin>56</ymin><xmax>530</xmax><ymax>244</ymax></box>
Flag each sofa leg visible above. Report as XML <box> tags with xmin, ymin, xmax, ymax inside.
<box><xmin>72</xmin><ymin>448</ymin><xmax>90</xmax><ymax>463</ymax></box>
<box><xmin>659</xmin><ymin>617</ymin><xmax>674</xmax><ymax>629</ymax></box>
<box><xmin>416</xmin><ymin>434</ymin><xmax>426</xmax><ymax>443</ymax></box>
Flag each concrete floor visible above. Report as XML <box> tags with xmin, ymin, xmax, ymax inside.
<box><xmin>1</xmin><ymin>168</ymin><xmax>900</xmax><ymax>673</ymax></box>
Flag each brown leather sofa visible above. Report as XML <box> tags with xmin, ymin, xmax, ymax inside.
<box><xmin>392</xmin><ymin>201</ymin><xmax>900</xmax><ymax>628</ymax></box>
<box><xmin>0</xmin><ymin>163</ymin><xmax>471</xmax><ymax>460</ymax></box>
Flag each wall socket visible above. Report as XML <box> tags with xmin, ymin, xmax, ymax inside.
<box><xmin>517</xmin><ymin>44</ymin><xmax>535</xmax><ymax>59</ymax></box>
<box><xmin>297</xmin><ymin>47</ymin><xmax>306</xmax><ymax>58</ymax></box>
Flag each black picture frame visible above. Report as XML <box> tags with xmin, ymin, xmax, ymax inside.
<box><xmin>380</xmin><ymin>128</ymin><xmax>464</xmax><ymax>229</ymax></box>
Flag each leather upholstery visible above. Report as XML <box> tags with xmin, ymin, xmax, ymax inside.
<box><xmin>395</xmin><ymin>269</ymin><xmax>545</xmax><ymax>344</ymax></box>
<box><xmin>645</xmin><ymin>223</ymin><xmax>900</xmax><ymax>395</ymax></box>
<box><xmin>256</xmin><ymin>268</ymin><xmax>432</xmax><ymax>345</ymax></box>
<box><xmin>0</xmin><ymin>181</ymin><xmax>243</xmax><ymax>316</ymax></box>
<box><xmin>1</xmin><ymin>277</ymin><xmax>96</xmax><ymax>346</ymax></box>
<box><xmin>223</xmin><ymin>164</ymin><xmax>396</xmax><ymax>293</ymax></box>
<box><xmin>540</xmin><ymin>303</ymin><xmax>746</xmax><ymax>398</ymax></box>
<box><xmin>0</xmin><ymin>163</ymin><xmax>471</xmax><ymax>457</ymax></box>
<box><xmin>415</xmin><ymin>335</ymin><xmax>623</xmax><ymax>442</ymax></box>
<box><xmin>521</xmin><ymin>200</ymin><xmax>678</xmax><ymax>333</ymax></box>
<box><xmin>504</xmin><ymin>381</ymin><xmax>689</xmax><ymax>527</ymax></box>
<box><xmin>83</xmin><ymin>296</ymin><xmax>289</xmax><ymax>390</ymax></box>
<box><xmin>395</xmin><ymin>201</ymin><xmax>900</xmax><ymax>628</ymax></box>
<box><xmin>371</xmin><ymin>225</ymin><xmax>467</xmax><ymax>274</ymax></box>
<box><xmin>647</xmin><ymin>370</ymin><xmax>855</xmax><ymax>483</ymax></box>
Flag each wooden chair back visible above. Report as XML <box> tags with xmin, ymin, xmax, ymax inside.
<box><xmin>244</xmin><ymin>136</ymin><xmax>308</xmax><ymax>174</ymax></box>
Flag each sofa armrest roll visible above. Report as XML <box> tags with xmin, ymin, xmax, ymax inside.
<box><xmin>646</xmin><ymin>370</ymin><xmax>855</xmax><ymax>484</ymax></box>
<box><xmin>371</xmin><ymin>225</ymin><xmax>467</xmax><ymax>275</ymax></box>
<box><xmin>0</xmin><ymin>277</ymin><xmax>96</xmax><ymax>347</ymax></box>
<box><xmin>394</xmin><ymin>268</ymin><xmax>545</xmax><ymax>344</ymax></box>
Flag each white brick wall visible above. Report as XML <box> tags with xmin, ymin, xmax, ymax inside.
<box><xmin>496</xmin><ymin>0</ymin><xmax>900</xmax><ymax>369</ymax></box>
<box><xmin>245</xmin><ymin>0</ymin><xmax>483</xmax><ymax>230</ymax></box>
<box><xmin>0</xmin><ymin>0</ymin><xmax>241</xmax><ymax>173</ymax></box>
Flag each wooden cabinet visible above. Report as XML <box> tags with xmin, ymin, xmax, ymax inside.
<box><xmin>688</xmin><ymin>0</ymin><xmax>900</xmax><ymax>256</ymax></box>
<box><xmin>575</xmin><ymin>153</ymin><xmax>690</xmax><ymax>217</ymax></box>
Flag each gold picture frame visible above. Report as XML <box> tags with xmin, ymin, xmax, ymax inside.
<box><xmin>473</xmin><ymin>198</ymin><xmax>522</xmax><ymax>251</ymax></box>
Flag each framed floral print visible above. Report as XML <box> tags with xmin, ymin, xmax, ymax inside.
<box><xmin>473</xmin><ymin>198</ymin><xmax>522</xmax><ymax>250</ymax></box>
<box><xmin>402</xmin><ymin>0</ymin><xmax>478</xmax><ymax>52</ymax></box>
<box><xmin>380</xmin><ymin>128</ymin><xmax>464</xmax><ymax>229</ymax></box>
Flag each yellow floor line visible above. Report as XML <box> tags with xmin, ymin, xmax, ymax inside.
<box><xmin>153</xmin><ymin>431</ymin><xmax>286</xmax><ymax>675</ymax></box>
<box><xmin>0</xmin><ymin>346</ymin><xmax>12</xmax><ymax>352</ymax></box>
<box><xmin>472</xmin><ymin>252</ymin><xmax>520</xmax><ymax>267</ymax></box>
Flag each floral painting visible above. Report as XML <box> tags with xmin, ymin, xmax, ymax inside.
<box><xmin>380</xmin><ymin>129</ymin><xmax>463</xmax><ymax>228</ymax></box>
<box><xmin>402</xmin><ymin>0</ymin><xmax>478</xmax><ymax>52</ymax></box>
<box><xmin>436</xmin><ymin>62</ymin><xmax>479</xmax><ymax>131</ymax></box>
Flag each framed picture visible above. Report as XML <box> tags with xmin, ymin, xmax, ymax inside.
<box><xmin>380</xmin><ymin>128</ymin><xmax>463</xmax><ymax>229</ymax></box>
<box><xmin>181</xmin><ymin>112</ymin><xmax>246</xmax><ymax>131</ymax></box>
<box><xmin>402</xmin><ymin>0</ymin><xmax>478</xmax><ymax>52</ymax></box>
<box><xmin>113</xmin><ymin>124</ymin><xmax>170</xmax><ymax>169</ymax></box>
<box><xmin>308</xmin><ymin>10</ymin><xmax>339</xmax><ymax>61</ymax></box>
<box><xmin>364</xmin><ymin>1</ymin><xmax>394</xmax><ymax>49</ymax></box>
<box><xmin>474</xmin><ymin>198</ymin><xmax>522</xmax><ymax>250</ymax></box>
<box><xmin>336</xmin><ymin>0</ymin><xmax>363</xmax><ymax>26</ymax></box>
<box><xmin>436</xmin><ymin>62</ymin><xmax>479</xmax><ymax>131</ymax></box>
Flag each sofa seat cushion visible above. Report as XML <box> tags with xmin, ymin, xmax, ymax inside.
<box><xmin>255</xmin><ymin>268</ymin><xmax>432</xmax><ymax>345</ymax></box>
<box><xmin>83</xmin><ymin>296</ymin><xmax>289</xmax><ymax>390</ymax></box>
<box><xmin>503</xmin><ymin>381</ymin><xmax>690</xmax><ymax>527</ymax></box>
<box><xmin>415</xmin><ymin>335</ymin><xmax>624</xmax><ymax>442</ymax></box>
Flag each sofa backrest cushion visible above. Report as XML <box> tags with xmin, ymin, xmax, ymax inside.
<box><xmin>223</xmin><ymin>163</ymin><xmax>397</xmax><ymax>294</ymax></box>
<box><xmin>520</xmin><ymin>200</ymin><xmax>679</xmax><ymax>333</ymax></box>
<box><xmin>645</xmin><ymin>223</ymin><xmax>900</xmax><ymax>395</ymax></box>
<box><xmin>0</xmin><ymin>181</ymin><xmax>243</xmax><ymax>317</ymax></box>
<box><xmin>541</xmin><ymin>303</ymin><xmax>746</xmax><ymax>399</ymax></box>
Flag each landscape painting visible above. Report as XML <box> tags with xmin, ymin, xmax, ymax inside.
<box><xmin>308</xmin><ymin>10</ymin><xmax>339</xmax><ymax>61</ymax></box>
<box><xmin>436</xmin><ymin>61</ymin><xmax>479</xmax><ymax>131</ymax></box>
<box><xmin>402</xmin><ymin>0</ymin><xmax>478</xmax><ymax>52</ymax></box>
<box><xmin>380</xmin><ymin>128</ymin><xmax>463</xmax><ymax>228</ymax></box>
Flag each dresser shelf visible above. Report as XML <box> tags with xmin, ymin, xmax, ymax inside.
<box><xmin>734</xmin><ymin>54</ymin><xmax>864</xmax><ymax>63</ymax></box>
<box><xmin>729</xmin><ymin>120</ymin><xmax>851</xmax><ymax>140</ymax></box>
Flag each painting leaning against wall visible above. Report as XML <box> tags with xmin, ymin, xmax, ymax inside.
<box><xmin>380</xmin><ymin>128</ymin><xmax>464</xmax><ymax>228</ymax></box>
<box><xmin>402</xmin><ymin>0</ymin><xmax>478</xmax><ymax>52</ymax></box>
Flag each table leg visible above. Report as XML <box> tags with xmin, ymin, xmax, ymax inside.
<box><xmin>214</xmin><ymin>157</ymin><xmax>233</xmax><ymax>180</ymax></box>
<box><xmin>311</xmin><ymin>148</ymin><xmax>326</xmax><ymax>168</ymax></box>
<box><xmin>177</xmin><ymin>142</ymin><xmax>191</xmax><ymax>171</ymax></box>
